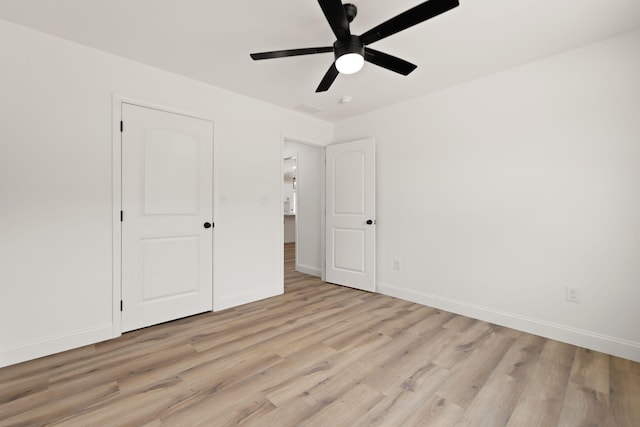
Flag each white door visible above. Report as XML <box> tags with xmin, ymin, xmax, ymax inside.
<box><xmin>325</xmin><ymin>138</ymin><xmax>376</xmax><ymax>291</ymax></box>
<box><xmin>121</xmin><ymin>103</ymin><xmax>213</xmax><ymax>332</ymax></box>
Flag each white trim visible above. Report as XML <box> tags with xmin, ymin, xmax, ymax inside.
<box><xmin>214</xmin><ymin>286</ymin><xmax>282</xmax><ymax>312</ymax></box>
<box><xmin>111</xmin><ymin>95</ymin><xmax>123</xmax><ymax>338</ymax></box>
<box><xmin>320</xmin><ymin>147</ymin><xmax>326</xmax><ymax>282</ymax></box>
<box><xmin>292</xmin><ymin>152</ymin><xmax>299</xmax><ymax>263</ymax></box>
<box><xmin>0</xmin><ymin>324</ymin><xmax>113</xmax><ymax>368</ymax></box>
<box><xmin>296</xmin><ymin>263</ymin><xmax>322</xmax><ymax>277</ymax></box>
<box><xmin>283</xmin><ymin>136</ymin><xmax>326</xmax><ymax>149</ymax></box>
<box><xmin>279</xmin><ymin>135</ymin><xmax>286</xmax><ymax>290</ymax></box>
<box><xmin>378</xmin><ymin>281</ymin><xmax>640</xmax><ymax>362</ymax></box>
<box><xmin>112</xmin><ymin>94</ymin><xmax>215</xmax><ymax>337</ymax></box>
<box><xmin>212</xmin><ymin>119</ymin><xmax>219</xmax><ymax>312</ymax></box>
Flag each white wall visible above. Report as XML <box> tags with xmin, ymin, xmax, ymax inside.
<box><xmin>0</xmin><ymin>19</ymin><xmax>332</xmax><ymax>367</ymax></box>
<box><xmin>284</xmin><ymin>141</ymin><xmax>324</xmax><ymax>277</ymax></box>
<box><xmin>334</xmin><ymin>30</ymin><xmax>640</xmax><ymax>362</ymax></box>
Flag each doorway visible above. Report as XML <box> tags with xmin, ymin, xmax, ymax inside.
<box><xmin>283</xmin><ymin>156</ymin><xmax>297</xmax><ymax>274</ymax></box>
<box><xmin>283</xmin><ymin>140</ymin><xmax>324</xmax><ymax>278</ymax></box>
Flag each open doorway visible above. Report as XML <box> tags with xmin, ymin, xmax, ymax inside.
<box><xmin>283</xmin><ymin>156</ymin><xmax>297</xmax><ymax>274</ymax></box>
<box><xmin>283</xmin><ymin>140</ymin><xmax>324</xmax><ymax>279</ymax></box>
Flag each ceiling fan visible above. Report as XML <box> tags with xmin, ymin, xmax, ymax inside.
<box><xmin>250</xmin><ymin>0</ymin><xmax>460</xmax><ymax>92</ymax></box>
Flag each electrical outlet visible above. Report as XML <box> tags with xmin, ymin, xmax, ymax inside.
<box><xmin>393</xmin><ymin>259</ymin><xmax>402</xmax><ymax>270</ymax></box>
<box><xmin>566</xmin><ymin>286</ymin><xmax>580</xmax><ymax>303</ymax></box>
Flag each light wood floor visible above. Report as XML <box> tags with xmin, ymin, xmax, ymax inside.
<box><xmin>1</xmin><ymin>243</ymin><xmax>639</xmax><ymax>426</ymax></box>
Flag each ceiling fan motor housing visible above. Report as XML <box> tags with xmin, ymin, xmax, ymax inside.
<box><xmin>333</xmin><ymin>35</ymin><xmax>364</xmax><ymax>60</ymax></box>
<box><xmin>343</xmin><ymin>3</ymin><xmax>358</xmax><ymax>22</ymax></box>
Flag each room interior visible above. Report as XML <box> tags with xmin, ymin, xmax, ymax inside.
<box><xmin>1</xmin><ymin>0</ymin><xmax>639</xmax><ymax>424</ymax></box>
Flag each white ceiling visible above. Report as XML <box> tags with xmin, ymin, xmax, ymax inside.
<box><xmin>1</xmin><ymin>0</ymin><xmax>639</xmax><ymax>122</ymax></box>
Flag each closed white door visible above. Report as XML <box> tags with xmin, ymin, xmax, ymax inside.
<box><xmin>325</xmin><ymin>138</ymin><xmax>376</xmax><ymax>291</ymax></box>
<box><xmin>121</xmin><ymin>103</ymin><xmax>213</xmax><ymax>332</ymax></box>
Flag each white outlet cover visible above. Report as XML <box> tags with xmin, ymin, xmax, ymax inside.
<box><xmin>566</xmin><ymin>286</ymin><xmax>580</xmax><ymax>303</ymax></box>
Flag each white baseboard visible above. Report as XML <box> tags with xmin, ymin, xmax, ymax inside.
<box><xmin>296</xmin><ymin>263</ymin><xmax>322</xmax><ymax>277</ymax></box>
<box><xmin>0</xmin><ymin>323</ymin><xmax>114</xmax><ymax>368</ymax></box>
<box><xmin>378</xmin><ymin>281</ymin><xmax>640</xmax><ymax>363</ymax></box>
<box><xmin>214</xmin><ymin>286</ymin><xmax>283</xmax><ymax>312</ymax></box>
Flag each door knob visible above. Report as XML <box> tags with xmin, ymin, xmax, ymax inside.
<box><xmin>204</xmin><ymin>222</ymin><xmax>213</xmax><ymax>229</ymax></box>
<box><xmin>366</xmin><ymin>219</ymin><xmax>374</xmax><ymax>225</ymax></box>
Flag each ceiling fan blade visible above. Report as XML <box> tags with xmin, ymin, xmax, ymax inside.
<box><xmin>364</xmin><ymin>48</ymin><xmax>417</xmax><ymax>75</ymax></box>
<box><xmin>360</xmin><ymin>0</ymin><xmax>459</xmax><ymax>45</ymax></box>
<box><xmin>250</xmin><ymin>46</ymin><xmax>333</xmax><ymax>60</ymax></box>
<box><xmin>318</xmin><ymin>0</ymin><xmax>351</xmax><ymax>41</ymax></box>
<box><xmin>316</xmin><ymin>63</ymin><xmax>339</xmax><ymax>92</ymax></box>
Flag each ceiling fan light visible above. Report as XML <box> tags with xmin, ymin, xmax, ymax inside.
<box><xmin>336</xmin><ymin>52</ymin><xmax>364</xmax><ymax>74</ymax></box>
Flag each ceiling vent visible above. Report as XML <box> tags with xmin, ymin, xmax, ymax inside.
<box><xmin>296</xmin><ymin>104</ymin><xmax>323</xmax><ymax>114</ymax></box>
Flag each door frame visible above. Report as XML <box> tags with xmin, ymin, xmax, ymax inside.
<box><xmin>111</xmin><ymin>94</ymin><xmax>215</xmax><ymax>337</ymax></box>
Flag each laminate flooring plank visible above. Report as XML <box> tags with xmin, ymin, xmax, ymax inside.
<box><xmin>401</xmin><ymin>393</ymin><xmax>466</xmax><ymax>426</ymax></box>
<box><xmin>191</xmin><ymin>291</ymin><xmax>363</xmax><ymax>355</ymax></box>
<box><xmin>362</xmin><ymin>329</ymin><xmax>458</xmax><ymax>393</ymax></box>
<box><xmin>56</xmin><ymin>351</ymin><xmax>284</xmax><ymax>427</ymax></box>
<box><xmin>489</xmin><ymin>324</ymin><xmax>523</xmax><ymax>340</ymax></box>
<box><xmin>0</xmin><ymin>381</ymin><xmax>119</xmax><ymax>427</ymax></box>
<box><xmin>352</xmin><ymin>364</ymin><xmax>451</xmax><ymax>427</ymax></box>
<box><xmin>153</xmin><ymin>345</ymin><xmax>339</xmax><ymax>425</ymax></box>
<box><xmin>298</xmin><ymin>383</ymin><xmax>384</xmax><ymax>427</ymax></box>
<box><xmin>191</xmin><ymin>294</ymin><xmax>366</xmax><ymax>361</ymax></box>
<box><xmin>241</xmin><ymin>394</ymin><xmax>321</xmax><ymax>427</ymax></box>
<box><xmin>0</xmin><ymin>371</ymin><xmax>118</xmax><ymax>422</ymax></box>
<box><xmin>264</xmin><ymin>332</ymin><xmax>393</xmax><ymax>406</ymax></box>
<box><xmin>375</xmin><ymin>305</ymin><xmax>438</xmax><ymax>338</ymax></box>
<box><xmin>609</xmin><ymin>356</ymin><xmax>640</xmax><ymax>427</ymax></box>
<box><xmin>456</xmin><ymin>372</ymin><xmax>524</xmax><ymax>427</ymax></box>
<box><xmin>256</xmin><ymin>297</ymin><xmax>385</xmax><ymax>358</ymax></box>
<box><xmin>0</xmin><ymin>374</ymin><xmax>48</xmax><ymax>405</ymax></box>
<box><xmin>195</xmin><ymin>396</ymin><xmax>276</xmax><ymax>427</ymax></box>
<box><xmin>493</xmin><ymin>333</ymin><xmax>546</xmax><ymax>380</ymax></box>
<box><xmin>506</xmin><ymin>340</ymin><xmax>576</xmax><ymax>427</ymax></box>
<box><xmin>430</xmin><ymin>320</ymin><xmax>495</xmax><ymax>369</ymax></box>
<box><xmin>556</xmin><ymin>381</ymin><xmax>609</xmax><ymax>427</ymax></box>
<box><xmin>51</xmin><ymin>380</ymin><xmax>197</xmax><ymax>427</ymax></box>
<box><xmin>298</xmin><ymin>330</ymin><xmax>456</xmax><ymax>424</ymax></box>
<box><xmin>49</xmin><ymin>343</ymin><xmax>197</xmax><ymax>387</ymax></box>
<box><xmin>555</xmin><ymin>348</ymin><xmax>611</xmax><ymax>427</ymax></box>
<box><xmin>442</xmin><ymin>314</ymin><xmax>477</xmax><ymax>332</ymax></box>
<box><xmin>0</xmin><ymin>345</ymin><xmax>98</xmax><ymax>384</ymax></box>
<box><xmin>568</xmin><ymin>347</ymin><xmax>610</xmax><ymax>395</ymax></box>
<box><xmin>405</xmin><ymin>309</ymin><xmax>456</xmax><ymax>336</ymax></box>
<box><xmin>435</xmin><ymin>331</ymin><xmax>516</xmax><ymax>409</ymax></box>
<box><xmin>322</xmin><ymin>302</ymin><xmax>432</xmax><ymax>352</ymax></box>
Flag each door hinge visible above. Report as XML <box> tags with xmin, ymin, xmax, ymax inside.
<box><xmin>120</xmin><ymin>211</ymin><xmax>124</xmax><ymax>222</ymax></box>
<box><xmin>120</xmin><ymin>121</ymin><xmax>124</xmax><ymax>132</ymax></box>
<box><xmin>120</xmin><ymin>300</ymin><xmax>123</xmax><ymax>311</ymax></box>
